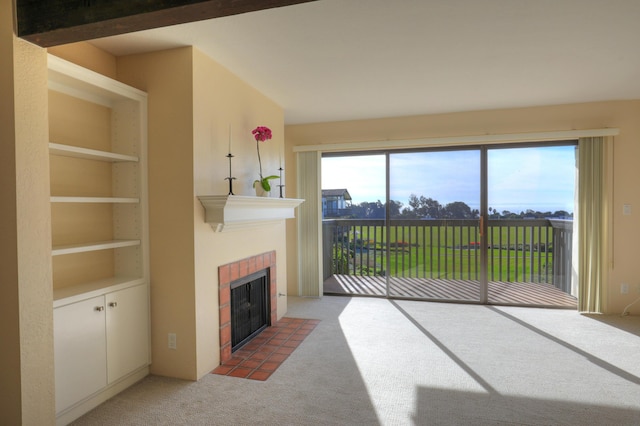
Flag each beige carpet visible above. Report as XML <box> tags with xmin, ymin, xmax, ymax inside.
<box><xmin>71</xmin><ymin>296</ymin><xmax>640</xmax><ymax>425</ymax></box>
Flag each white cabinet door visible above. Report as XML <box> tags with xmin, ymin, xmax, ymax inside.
<box><xmin>54</xmin><ymin>296</ymin><xmax>107</xmax><ymax>413</ymax></box>
<box><xmin>106</xmin><ymin>284</ymin><xmax>149</xmax><ymax>383</ymax></box>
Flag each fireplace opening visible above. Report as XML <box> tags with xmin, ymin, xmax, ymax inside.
<box><xmin>231</xmin><ymin>269</ymin><xmax>271</xmax><ymax>352</ymax></box>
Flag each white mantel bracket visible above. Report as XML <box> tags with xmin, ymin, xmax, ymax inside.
<box><xmin>197</xmin><ymin>195</ymin><xmax>305</xmax><ymax>232</ymax></box>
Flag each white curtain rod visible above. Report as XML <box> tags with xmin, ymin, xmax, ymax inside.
<box><xmin>292</xmin><ymin>128</ymin><xmax>619</xmax><ymax>153</ymax></box>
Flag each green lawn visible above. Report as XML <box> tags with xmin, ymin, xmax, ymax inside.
<box><xmin>331</xmin><ymin>223</ymin><xmax>555</xmax><ymax>283</ymax></box>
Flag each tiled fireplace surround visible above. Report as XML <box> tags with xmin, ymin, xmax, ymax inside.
<box><xmin>217</xmin><ymin>250</ymin><xmax>277</xmax><ymax>363</ymax></box>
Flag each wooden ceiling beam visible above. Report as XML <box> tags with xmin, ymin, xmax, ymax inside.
<box><xmin>17</xmin><ymin>0</ymin><xmax>317</xmax><ymax>47</ymax></box>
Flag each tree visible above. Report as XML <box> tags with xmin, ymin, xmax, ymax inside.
<box><xmin>443</xmin><ymin>201</ymin><xmax>474</xmax><ymax>219</ymax></box>
<box><xmin>388</xmin><ymin>200</ymin><xmax>404</xmax><ymax>217</ymax></box>
<box><xmin>352</xmin><ymin>201</ymin><xmax>385</xmax><ymax>218</ymax></box>
<box><xmin>351</xmin><ymin>200</ymin><xmax>404</xmax><ymax>219</ymax></box>
<box><xmin>407</xmin><ymin>194</ymin><xmax>442</xmax><ymax>218</ymax></box>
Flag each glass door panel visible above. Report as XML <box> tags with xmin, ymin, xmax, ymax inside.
<box><xmin>388</xmin><ymin>150</ymin><xmax>481</xmax><ymax>301</ymax></box>
<box><xmin>321</xmin><ymin>154</ymin><xmax>387</xmax><ymax>296</ymax></box>
<box><xmin>486</xmin><ymin>145</ymin><xmax>577</xmax><ymax>307</ymax></box>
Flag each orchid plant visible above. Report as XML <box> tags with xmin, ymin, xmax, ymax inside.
<box><xmin>252</xmin><ymin>126</ymin><xmax>279</xmax><ymax>192</ymax></box>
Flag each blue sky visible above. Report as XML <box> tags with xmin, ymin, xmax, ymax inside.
<box><xmin>322</xmin><ymin>145</ymin><xmax>576</xmax><ymax>214</ymax></box>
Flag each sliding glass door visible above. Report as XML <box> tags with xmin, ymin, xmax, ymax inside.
<box><xmin>388</xmin><ymin>149</ymin><xmax>482</xmax><ymax>302</ymax></box>
<box><xmin>321</xmin><ymin>142</ymin><xmax>577</xmax><ymax>308</ymax></box>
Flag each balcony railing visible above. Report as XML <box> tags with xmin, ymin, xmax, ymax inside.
<box><xmin>322</xmin><ymin>218</ymin><xmax>573</xmax><ymax>294</ymax></box>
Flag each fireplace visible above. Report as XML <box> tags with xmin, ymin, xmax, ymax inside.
<box><xmin>230</xmin><ymin>269</ymin><xmax>270</xmax><ymax>351</ymax></box>
<box><xmin>218</xmin><ymin>251</ymin><xmax>277</xmax><ymax>363</ymax></box>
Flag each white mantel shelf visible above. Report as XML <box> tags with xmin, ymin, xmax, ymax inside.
<box><xmin>197</xmin><ymin>195</ymin><xmax>305</xmax><ymax>232</ymax></box>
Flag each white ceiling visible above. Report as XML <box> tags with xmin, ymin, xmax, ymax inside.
<box><xmin>90</xmin><ymin>0</ymin><xmax>640</xmax><ymax>125</ymax></box>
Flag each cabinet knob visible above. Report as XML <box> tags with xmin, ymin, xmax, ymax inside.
<box><xmin>109</xmin><ymin>302</ymin><xmax>118</xmax><ymax>308</ymax></box>
<box><xmin>95</xmin><ymin>306</ymin><xmax>105</xmax><ymax>312</ymax></box>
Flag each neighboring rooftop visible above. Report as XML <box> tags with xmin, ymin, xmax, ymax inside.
<box><xmin>322</xmin><ymin>189</ymin><xmax>352</xmax><ymax>200</ymax></box>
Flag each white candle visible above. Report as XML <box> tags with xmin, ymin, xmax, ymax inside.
<box><xmin>228</xmin><ymin>125</ymin><xmax>231</xmax><ymax>153</ymax></box>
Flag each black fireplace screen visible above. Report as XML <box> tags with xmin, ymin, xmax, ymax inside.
<box><xmin>230</xmin><ymin>269</ymin><xmax>270</xmax><ymax>351</ymax></box>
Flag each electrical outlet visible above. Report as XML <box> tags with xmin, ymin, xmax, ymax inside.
<box><xmin>621</xmin><ymin>283</ymin><xmax>629</xmax><ymax>294</ymax></box>
<box><xmin>168</xmin><ymin>333</ymin><xmax>177</xmax><ymax>349</ymax></box>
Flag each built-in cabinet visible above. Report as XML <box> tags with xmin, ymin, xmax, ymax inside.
<box><xmin>54</xmin><ymin>284</ymin><xmax>149</xmax><ymax>413</ymax></box>
<box><xmin>54</xmin><ymin>295</ymin><xmax>107</xmax><ymax>413</ymax></box>
<box><xmin>48</xmin><ymin>54</ymin><xmax>150</xmax><ymax>425</ymax></box>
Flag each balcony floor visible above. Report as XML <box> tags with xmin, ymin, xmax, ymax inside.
<box><xmin>324</xmin><ymin>274</ymin><xmax>577</xmax><ymax>308</ymax></box>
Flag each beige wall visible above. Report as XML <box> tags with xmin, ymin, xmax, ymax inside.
<box><xmin>0</xmin><ymin>1</ymin><xmax>55</xmax><ymax>421</ymax></box>
<box><xmin>117</xmin><ymin>46</ymin><xmax>288</xmax><ymax>380</ymax></box>
<box><xmin>285</xmin><ymin>101</ymin><xmax>640</xmax><ymax>314</ymax></box>
<box><xmin>117</xmin><ymin>47</ymin><xmax>198</xmax><ymax>379</ymax></box>
<box><xmin>191</xmin><ymin>48</ymin><xmax>287</xmax><ymax>378</ymax></box>
<box><xmin>0</xmin><ymin>3</ymin><xmax>21</xmax><ymax>420</ymax></box>
<box><xmin>48</xmin><ymin>41</ymin><xmax>117</xmax><ymax>79</ymax></box>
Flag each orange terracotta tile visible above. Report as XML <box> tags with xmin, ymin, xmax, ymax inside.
<box><xmin>211</xmin><ymin>317</ymin><xmax>318</xmax><ymax>381</ymax></box>
<box><xmin>228</xmin><ymin>367</ymin><xmax>253</xmax><ymax>378</ymax></box>
<box><xmin>257</xmin><ymin>346</ymin><xmax>276</xmax><ymax>356</ymax></box>
<box><xmin>261</xmin><ymin>344</ymin><xmax>280</xmax><ymax>352</ymax></box>
<box><xmin>242</xmin><ymin>341</ymin><xmax>262</xmax><ymax>351</ymax></box>
<box><xmin>267</xmin><ymin>353</ymin><xmax>288</xmax><ymax>363</ymax></box>
<box><xmin>289</xmin><ymin>334</ymin><xmax>306</xmax><ymax>341</ymax></box>
<box><xmin>219</xmin><ymin>325</ymin><xmax>231</xmax><ymax>346</ymax></box>
<box><xmin>249</xmin><ymin>370</ymin><xmax>272</xmax><ymax>381</ymax></box>
<box><xmin>219</xmin><ymin>306</ymin><xmax>231</xmax><ymax>325</ymax></box>
<box><xmin>275</xmin><ymin>346</ymin><xmax>295</xmax><ymax>355</ymax></box>
<box><xmin>219</xmin><ymin>289</ymin><xmax>230</xmax><ymax>307</ymax></box>
<box><xmin>240</xmin><ymin>359</ymin><xmax>263</xmax><ymax>369</ymax></box>
<box><xmin>218</xmin><ymin>265</ymin><xmax>230</xmax><ymax>285</ymax></box>
<box><xmin>220</xmin><ymin>344</ymin><xmax>232</xmax><ymax>363</ymax></box>
<box><xmin>251</xmin><ymin>351</ymin><xmax>270</xmax><ymax>360</ymax></box>
<box><xmin>248</xmin><ymin>257</ymin><xmax>257</xmax><ymax>274</ymax></box>
<box><xmin>229</xmin><ymin>263</ymin><xmax>241</xmax><ymax>282</ymax></box>
<box><xmin>212</xmin><ymin>365</ymin><xmax>234</xmax><ymax>375</ymax></box>
<box><xmin>260</xmin><ymin>361</ymin><xmax>280</xmax><ymax>372</ymax></box>
<box><xmin>233</xmin><ymin>349</ymin><xmax>253</xmax><ymax>358</ymax></box>
<box><xmin>224</xmin><ymin>357</ymin><xmax>243</xmax><ymax>366</ymax></box>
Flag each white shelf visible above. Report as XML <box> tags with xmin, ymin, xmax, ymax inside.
<box><xmin>52</xmin><ymin>240</ymin><xmax>141</xmax><ymax>256</ymax></box>
<box><xmin>48</xmin><ymin>54</ymin><xmax>147</xmax><ymax>108</ymax></box>
<box><xmin>51</xmin><ymin>196</ymin><xmax>140</xmax><ymax>204</ymax></box>
<box><xmin>49</xmin><ymin>143</ymin><xmax>138</xmax><ymax>162</ymax></box>
<box><xmin>197</xmin><ymin>195</ymin><xmax>304</xmax><ymax>232</ymax></box>
<box><xmin>53</xmin><ymin>276</ymin><xmax>146</xmax><ymax>307</ymax></box>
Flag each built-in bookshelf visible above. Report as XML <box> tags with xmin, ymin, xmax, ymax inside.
<box><xmin>48</xmin><ymin>54</ymin><xmax>150</xmax><ymax>424</ymax></box>
<box><xmin>48</xmin><ymin>54</ymin><xmax>149</xmax><ymax>302</ymax></box>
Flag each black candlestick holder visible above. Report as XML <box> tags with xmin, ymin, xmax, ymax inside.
<box><xmin>225</xmin><ymin>153</ymin><xmax>236</xmax><ymax>195</ymax></box>
<box><xmin>277</xmin><ymin>166</ymin><xmax>284</xmax><ymax>198</ymax></box>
